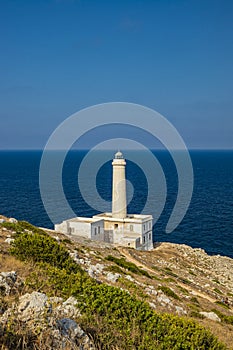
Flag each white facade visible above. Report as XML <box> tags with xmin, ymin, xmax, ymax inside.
<box><xmin>55</xmin><ymin>152</ymin><xmax>154</xmax><ymax>251</ymax></box>
<box><xmin>55</xmin><ymin>217</ymin><xmax>104</xmax><ymax>241</ymax></box>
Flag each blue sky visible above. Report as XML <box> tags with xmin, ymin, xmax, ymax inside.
<box><xmin>0</xmin><ymin>0</ymin><xmax>233</xmax><ymax>149</ymax></box>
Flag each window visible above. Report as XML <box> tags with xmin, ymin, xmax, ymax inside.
<box><xmin>94</xmin><ymin>227</ymin><xmax>97</xmax><ymax>235</ymax></box>
<box><xmin>130</xmin><ymin>224</ymin><xmax>133</xmax><ymax>231</ymax></box>
<box><xmin>143</xmin><ymin>224</ymin><xmax>146</xmax><ymax>231</ymax></box>
<box><xmin>143</xmin><ymin>236</ymin><xmax>146</xmax><ymax>244</ymax></box>
<box><xmin>98</xmin><ymin>226</ymin><xmax>100</xmax><ymax>234</ymax></box>
<box><xmin>149</xmin><ymin>233</ymin><xmax>151</xmax><ymax>240</ymax></box>
<box><xmin>114</xmin><ymin>224</ymin><xmax>118</xmax><ymax>229</ymax></box>
<box><xmin>71</xmin><ymin>227</ymin><xmax>75</xmax><ymax>233</ymax></box>
<box><xmin>149</xmin><ymin>222</ymin><xmax>151</xmax><ymax>229</ymax></box>
<box><xmin>128</xmin><ymin>243</ymin><xmax>130</xmax><ymax>246</ymax></box>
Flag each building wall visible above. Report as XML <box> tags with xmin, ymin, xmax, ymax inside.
<box><xmin>55</xmin><ymin>221</ymin><xmax>68</xmax><ymax>234</ymax></box>
<box><xmin>68</xmin><ymin>221</ymin><xmax>91</xmax><ymax>238</ymax></box>
<box><xmin>90</xmin><ymin>220</ymin><xmax>105</xmax><ymax>241</ymax></box>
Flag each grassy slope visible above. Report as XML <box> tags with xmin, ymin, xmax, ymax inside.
<box><xmin>0</xmin><ymin>220</ymin><xmax>231</xmax><ymax>349</ymax></box>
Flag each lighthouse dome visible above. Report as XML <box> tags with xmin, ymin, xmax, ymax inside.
<box><xmin>115</xmin><ymin>151</ymin><xmax>123</xmax><ymax>159</ymax></box>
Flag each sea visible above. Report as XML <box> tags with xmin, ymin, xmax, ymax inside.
<box><xmin>0</xmin><ymin>150</ymin><xmax>232</xmax><ymax>259</ymax></box>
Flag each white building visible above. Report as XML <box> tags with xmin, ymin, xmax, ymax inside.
<box><xmin>55</xmin><ymin>151</ymin><xmax>153</xmax><ymax>250</ymax></box>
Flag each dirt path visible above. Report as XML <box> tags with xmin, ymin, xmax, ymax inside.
<box><xmin>118</xmin><ymin>247</ymin><xmax>217</xmax><ymax>304</ymax></box>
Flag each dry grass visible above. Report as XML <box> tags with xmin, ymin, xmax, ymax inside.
<box><xmin>199</xmin><ymin>319</ymin><xmax>233</xmax><ymax>350</ymax></box>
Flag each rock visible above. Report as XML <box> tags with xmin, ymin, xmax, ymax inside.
<box><xmin>149</xmin><ymin>302</ymin><xmax>156</xmax><ymax>309</ymax></box>
<box><xmin>125</xmin><ymin>275</ymin><xmax>134</xmax><ymax>282</ymax></box>
<box><xmin>0</xmin><ymin>292</ymin><xmax>93</xmax><ymax>349</ymax></box>
<box><xmin>200</xmin><ymin>311</ymin><xmax>221</xmax><ymax>322</ymax></box>
<box><xmin>87</xmin><ymin>263</ymin><xmax>105</xmax><ymax>278</ymax></box>
<box><xmin>5</xmin><ymin>238</ymin><xmax>15</xmax><ymax>244</ymax></box>
<box><xmin>0</xmin><ymin>219</ymin><xmax>5</xmax><ymax>223</ymax></box>
<box><xmin>145</xmin><ymin>286</ymin><xmax>158</xmax><ymax>296</ymax></box>
<box><xmin>54</xmin><ymin>296</ymin><xmax>80</xmax><ymax>318</ymax></box>
<box><xmin>57</xmin><ymin>318</ymin><xmax>83</xmax><ymax>337</ymax></box>
<box><xmin>17</xmin><ymin>291</ymin><xmax>51</xmax><ymax>322</ymax></box>
<box><xmin>106</xmin><ymin>272</ymin><xmax>121</xmax><ymax>283</ymax></box>
<box><xmin>54</xmin><ymin>318</ymin><xmax>94</xmax><ymax>349</ymax></box>
<box><xmin>9</xmin><ymin>218</ymin><xmax>17</xmax><ymax>223</ymax></box>
<box><xmin>0</xmin><ymin>271</ymin><xmax>17</xmax><ymax>295</ymax></box>
<box><xmin>175</xmin><ymin>306</ymin><xmax>187</xmax><ymax>315</ymax></box>
<box><xmin>69</xmin><ymin>250</ymin><xmax>79</xmax><ymax>263</ymax></box>
<box><xmin>49</xmin><ymin>296</ymin><xmax>64</xmax><ymax>305</ymax></box>
<box><xmin>157</xmin><ymin>293</ymin><xmax>172</xmax><ymax>306</ymax></box>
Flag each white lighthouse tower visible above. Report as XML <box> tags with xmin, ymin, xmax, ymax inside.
<box><xmin>112</xmin><ymin>151</ymin><xmax>127</xmax><ymax>219</ymax></box>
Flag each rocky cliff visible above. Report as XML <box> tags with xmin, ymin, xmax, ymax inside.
<box><xmin>0</xmin><ymin>215</ymin><xmax>232</xmax><ymax>349</ymax></box>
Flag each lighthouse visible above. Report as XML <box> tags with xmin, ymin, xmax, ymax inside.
<box><xmin>112</xmin><ymin>151</ymin><xmax>127</xmax><ymax>219</ymax></box>
<box><xmin>55</xmin><ymin>150</ymin><xmax>153</xmax><ymax>250</ymax></box>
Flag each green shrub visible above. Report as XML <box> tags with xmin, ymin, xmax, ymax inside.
<box><xmin>10</xmin><ymin>232</ymin><xmax>81</xmax><ymax>274</ymax></box>
<box><xmin>189</xmin><ymin>270</ymin><xmax>197</xmax><ymax>276</ymax></box>
<box><xmin>0</xmin><ymin>220</ymin><xmax>46</xmax><ymax>235</ymax></box>
<box><xmin>214</xmin><ymin>288</ymin><xmax>223</xmax><ymax>295</ymax></box>
<box><xmin>105</xmin><ymin>255</ymin><xmax>151</xmax><ymax>278</ymax></box>
<box><xmin>190</xmin><ymin>296</ymin><xmax>199</xmax><ymax>305</ymax></box>
<box><xmin>190</xmin><ymin>311</ymin><xmax>204</xmax><ymax>319</ymax></box>
<box><xmin>215</xmin><ymin>301</ymin><xmax>230</xmax><ymax>309</ymax></box>
<box><xmin>165</xmin><ymin>270</ymin><xmax>178</xmax><ymax>278</ymax></box>
<box><xmin>179</xmin><ymin>277</ymin><xmax>192</xmax><ymax>285</ymax></box>
<box><xmin>105</xmin><ymin>265</ymin><xmax>125</xmax><ymax>274</ymax></box>
<box><xmin>177</xmin><ymin>285</ymin><xmax>189</xmax><ymax>295</ymax></box>
<box><xmin>158</xmin><ymin>285</ymin><xmax>180</xmax><ymax>300</ymax></box>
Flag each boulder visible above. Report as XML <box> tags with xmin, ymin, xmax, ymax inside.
<box><xmin>54</xmin><ymin>296</ymin><xmax>80</xmax><ymax>318</ymax></box>
<box><xmin>200</xmin><ymin>311</ymin><xmax>221</xmax><ymax>322</ymax></box>
<box><xmin>157</xmin><ymin>293</ymin><xmax>172</xmax><ymax>306</ymax></box>
<box><xmin>0</xmin><ymin>271</ymin><xmax>17</xmax><ymax>295</ymax></box>
<box><xmin>106</xmin><ymin>272</ymin><xmax>121</xmax><ymax>283</ymax></box>
<box><xmin>17</xmin><ymin>291</ymin><xmax>51</xmax><ymax>322</ymax></box>
<box><xmin>87</xmin><ymin>263</ymin><xmax>105</xmax><ymax>278</ymax></box>
<box><xmin>175</xmin><ymin>306</ymin><xmax>187</xmax><ymax>315</ymax></box>
<box><xmin>0</xmin><ymin>292</ymin><xmax>94</xmax><ymax>349</ymax></box>
<box><xmin>5</xmin><ymin>238</ymin><xmax>15</xmax><ymax>244</ymax></box>
<box><xmin>9</xmin><ymin>218</ymin><xmax>17</xmax><ymax>223</ymax></box>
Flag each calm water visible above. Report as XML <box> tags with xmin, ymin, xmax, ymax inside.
<box><xmin>0</xmin><ymin>150</ymin><xmax>232</xmax><ymax>258</ymax></box>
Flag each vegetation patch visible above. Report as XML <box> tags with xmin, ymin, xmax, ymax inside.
<box><xmin>105</xmin><ymin>265</ymin><xmax>126</xmax><ymax>274</ymax></box>
<box><xmin>190</xmin><ymin>311</ymin><xmax>205</xmax><ymax>319</ymax></box>
<box><xmin>189</xmin><ymin>270</ymin><xmax>197</xmax><ymax>276</ymax></box>
<box><xmin>190</xmin><ymin>296</ymin><xmax>199</xmax><ymax>305</ymax></box>
<box><xmin>105</xmin><ymin>255</ymin><xmax>152</xmax><ymax>278</ymax></box>
<box><xmin>10</xmin><ymin>232</ymin><xmax>82</xmax><ymax>274</ymax></box>
<box><xmin>215</xmin><ymin>301</ymin><xmax>230</xmax><ymax>310</ymax></box>
<box><xmin>3</xmin><ymin>230</ymin><xmax>227</xmax><ymax>350</ymax></box>
<box><xmin>177</xmin><ymin>285</ymin><xmax>189</xmax><ymax>295</ymax></box>
<box><xmin>179</xmin><ymin>277</ymin><xmax>192</xmax><ymax>285</ymax></box>
<box><xmin>158</xmin><ymin>285</ymin><xmax>180</xmax><ymax>300</ymax></box>
<box><xmin>164</xmin><ymin>267</ymin><xmax>178</xmax><ymax>278</ymax></box>
<box><xmin>212</xmin><ymin>309</ymin><xmax>233</xmax><ymax>325</ymax></box>
<box><xmin>214</xmin><ymin>288</ymin><xmax>223</xmax><ymax>295</ymax></box>
<box><xmin>1</xmin><ymin>220</ymin><xmax>46</xmax><ymax>236</ymax></box>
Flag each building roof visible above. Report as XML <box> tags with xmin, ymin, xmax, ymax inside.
<box><xmin>67</xmin><ymin>217</ymin><xmax>103</xmax><ymax>224</ymax></box>
<box><xmin>93</xmin><ymin>212</ymin><xmax>152</xmax><ymax>222</ymax></box>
